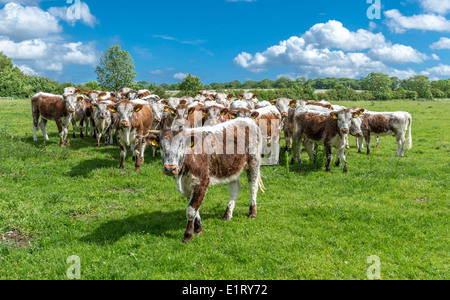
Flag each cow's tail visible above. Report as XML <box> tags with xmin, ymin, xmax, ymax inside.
<box><xmin>406</xmin><ymin>113</ymin><xmax>412</xmax><ymax>150</ymax></box>
<box><xmin>258</xmin><ymin>173</ymin><xmax>266</xmax><ymax>194</ymax></box>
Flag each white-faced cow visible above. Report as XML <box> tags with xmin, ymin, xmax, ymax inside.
<box><xmin>107</xmin><ymin>100</ymin><xmax>153</xmax><ymax>171</ymax></box>
<box><xmin>292</xmin><ymin>108</ymin><xmax>365</xmax><ymax>173</ymax></box>
<box><xmin>91</xmin><ymin>100</ymin><xmax>116</xmax><ymax>148</ymax></box>
<box><xmin>32</xmin><ymin>92</ymin><xmax>80</xmax><ymax>147</ymax></box>
<box><xmin>146</xmin><ymin>118</ymin><xmax>264</xmax><ymax>243</ymax></box>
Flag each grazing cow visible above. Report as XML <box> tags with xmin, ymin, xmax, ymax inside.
<box><xmin>292</xmin><ymin>108</ymin><xmax>365</xmax><ymax>173</ymax></box>
<box><xmin>32</xmin><ymin>92</ymin><xmax>80</xmax><ymax>147</ymax></box>
<box><xmin>92</xmin><ymin>101</ymin><xmax>115</xmax><ymax>148</ymax></box>
<box><xmin>145</xmin><ymin>118</ymin><xmax>264</xmax><ymax>243</ymax></box>
<box><xmin>355</xmin><ymin>111</ymin><xmax>412</xmax><ymax>157</ymax></box>
<box><xmin>107</xmin><ymin>100</ymin><xmax>153</xmax><ymax>171</ymax></box>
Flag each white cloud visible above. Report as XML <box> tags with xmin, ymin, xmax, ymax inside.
<box><xmin>368</xmin><ymin>43</ymin><xmax>429</xmax><ymax>64</ymax></box>
<box><xmin>422</xmin><ymin>64</ymin><xmax>450</xmax><ymax>77</ymax></box>
<box><xmin>0</xmin><ymin>2</ymin><xmax>61</xmax><ymax>41</ymax></box>
<box><xmin>233</xmin><ymin>20</ymin><xmax>430</xmax><ymax>79</ymax></box>
<box><xmin>0</xmin><ymin>36</ymin><xmax>47</xmax><ymax>59</ymax></box>
<box><xmin>301</xmin><ymin>20</ymin><xmax>386</xmax><ymax>51</ymax></box>
<box><xmin>16</xmin><ymin>64</ymin><xmax>37</xmax><ymax>76</ymax></box>
<box><xmin>61</xmin><ymin>42</ymin><xmax>97</xmax><ymax>65</ymax></box>
<box><xmin>174</xmin><ymin>72</ymin><xmax>188</xmax><ymax>80</ymax></box>
<box><xmin>430</xmin><ymin>37</ymin><xmax>450</xmax><ymax>49</ymax></box>
<box><xmin>384</xmin><ymin>9</ymin><xmax>450</xmax><ymax>33</ymax></box>
<box><xmin>48</xmin><ymin>2</ymin><xmax>97</xmax><ymax>27</ymax></box>
<box><xmin>419</xmin><ymin>0</ymin><xmax>450</xmax><ymax>15</ymax></box>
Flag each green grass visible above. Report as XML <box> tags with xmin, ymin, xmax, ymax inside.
<box><xmin>0</xmin><ymin>99</ymin><xmax>448</xmax><ymax>280</ymax></box>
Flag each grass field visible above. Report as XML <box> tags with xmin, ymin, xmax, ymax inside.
<box><xmin>0</xmin><ymin>99</ymin><xmax>448</xmax><ymax>280</ymax></box>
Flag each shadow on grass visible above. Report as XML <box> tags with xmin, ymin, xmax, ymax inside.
<box><xmin>67</xmin><ymin>157</ymin><xmax>118</xmax><ymax>177</ymax></box>
<box><xmin>79</xmin><ymin>210</ymin><xmax>186</xmax><ymax>244</ymax></box>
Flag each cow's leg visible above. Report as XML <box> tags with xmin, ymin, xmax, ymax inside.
<box><xmin>247</xmin><ymin>167</ymin><xmax>259</xmax><ymax>219</ymax></box>
<box><xmin>108</xmin><ymin>127</ymin><xmax>114</xmax><ymax>146</ymax></box>
<box><xmin>223</xmin><ymin>180</ymin><xmax>241</xmax><ymax>221</ymax></box>
<box><xmin>357</xmin><ymin>137</ymin><xmax>364</xmax><ymax>153</ymax></box>
<box><xmin>39</xmin><ymin>119</ymin><xmax>49</xmax><ymax>141</ymax></box>
<box><xmin>365</xmin><ymin>134</ymin><xmax>372</xmax><ymax>155</ymax></box>
<box><xmin>376</xmin><ymin>136</ymin><xmax>380</xmax><ymax>148</ymax></box>
<box><xmin>79</xmin><ymin>117</ymin><xmax>85</xmax><ymax>139</ymax></box>
<box><xmin>304</xmin><ymin>141</ymin><xmax>315</xmax><ymax>164</ymax></box>
<box><xmin>120</xmin><ymin>146</ymin><xmax>126</xmax><ymax>169</ymax></box>
<box><xmin>72</xmin><ymin>120</ymin><xmax>77</xmax><ymax>138</ymax></box>
<box><xmin>56</xmin><ymin>121</ymin><xmax>65</xmax><ymax>147</ymax></box>
<box><xmin>64</xmin><ymin>127</ymin><xmax>69</xmax><ymax>145</ymax></box>
<box><xmin>134</xmin><ymin>142</ymin><xmax>142</xmax><ymax>171</ymax></box>
<box><xmin>90</xmin><ymin>119</ymin><xmax>95</xmax><ymax>138</ymax></box>
<box><xmin>396</xmin><ymin>134</ymin><xmax>406</xmax><ymax>157</ymax></box>
<box><xmin>184</xmin><ymin>183</ymin><xmax>208</xmax><ymax>243</ymax></box>
<box><xmin>338</xmin><ymin>147</ymin><xmax>348</xmax><ymax>173</ymax></box>
<box><xmin>325</xmin><ymin>143</ymin><xmax>333</xmax><ymax>174</ymax></box>
<box><xmin>33</xmin><ymin>113</ymin><xmax>40</xmax><ymax>142</ymax></box>
<box><xmin>96</xmin><ymin>130</ymin><xmax>102</xmax><ymax>148</ymax></box>
<box><xmin>345</xmin><ymin>135</ymin><xmax>350</xmax><ymax>149</ymax></box>
<box><xmin>139</xmin><ymin>139</ymin><xmax>146</xmax><ymax>163</ymax></box>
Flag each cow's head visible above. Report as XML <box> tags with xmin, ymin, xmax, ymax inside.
<box><xmin>107</xmin><ymin>101</ymin><xmax>143</xmax><ymax>129</ymax></box>
<box><xmin>230</xmin><ymin>109</ymin><xmax>259</xmax><ymax>120</ymax></box>
<box><xmin>151</xmin><ymin>101</ymin><xmax>166</xmax><ymax>126</ymax></box>
<box><xmin>349</xmin><ymin>109</ymin><xmax>365</xmax><ymax>137</ymax></box>
<box><xmin>92</xmin><ymin>101</ymin><xmax>112</xmax><ymax>120</ymax></box>
<box><xmin>146</xmin><ymin>130</ymin><xmax>193</xmax><ymax>176</ymax></box>
<box><xmin>63</xmin><ymin>94</ymin><xmax>82</xmax><ymax>114</ymax></box>
<box><xmin>330</xmin><ymin>109</ymin><xmax>365</xmax><ymax>135</ymax></box>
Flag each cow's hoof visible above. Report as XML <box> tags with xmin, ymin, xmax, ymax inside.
<box><xmin>182</xmin><ymin>234</ymin><xmax>193</xmax><ymax>244</ymax></box>
<box><xmin>248</xmin><ymin>205</ymin><xmax>257</xmax><ymax>219</ymax></box>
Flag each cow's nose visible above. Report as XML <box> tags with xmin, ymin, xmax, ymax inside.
<box><xmin>163</xmin><ymin>165</ymin><xmax>179</xmax><ymax>176</ymax></box>
<box><xmin>100</xmin><ymin>115</ymin><xmax>106</xmax><ymax>119</ymax></box>
<box><xmin>281</xmin><ymin>112</ymin><xmax>288</xmax><ymax>118</ymax></box>
<box><xmin>342</xmin><ymin>128</ymin><xmax>349</xmax><ymax>134</ymax></box>
<box><xmin>69</xmin><ymin>108</ymin><xmax>75</xmax><ymax>112</ymax></box>
<box><xmin>355</xmin><ymin>132</ymin><xmax>363</xmax><ymax>138</ymax></box>
<box><xmin>120</xmin><ymin>121</ymin><xmax>130</xmax><ymax>128</ymax></box>
<box><xmin>154</xmin><ymin>117</ymin><xmax>161</xmax><ymax>122</ymax></box>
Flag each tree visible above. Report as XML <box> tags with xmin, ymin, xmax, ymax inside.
<box><xmin>0</xmin><ymin>51</ymin><xmax>14</xmax><ymax>72</ymax></box>
<box><xmin>403</xmin><ymin>75</ymin><xmax>432</xmax><ymax>99</ymax></box>
<box><xmin>95</xmin><ymin>46</ymin><xmax>137</xmax><ymax>91</ymax></box>
<box><xmin>178</xmin><ymin>74</ymin><xmax>204</xmax><ymax>96</ymax></box>
<box><xmin>364</xmin><ymin>72</ymin><xmax>392</xmax><ymax>100</ymax></box>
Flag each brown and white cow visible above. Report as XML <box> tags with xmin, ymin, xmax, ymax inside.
<box><xmin>32</xmin><ymin>92</ymin><xmax>80</xmax><ymax>147</ymax></box>
<box><xmin>107</xmin><ymin>100</ymin><xmax>153</xmax><ymax>171</ymax></box>
<box><xmin>91</xmin><ymin>100</ymin><xmax>116</xmax><ymax>148</ymax></box>
<box><xmin>71</xmin><ymin>95</ymin><xmax>92</xmax><ymax>139</ymax></box>
<box><xmin>146</xmin><ymin>118</ymin><xmax>264</xmax><ymax>243</ymax></box>
<box><xmin>292</xmin><ymin>108</ymin><xmax>365</xmax><ymax>173</ymax></box>
<box><xmin>355</xmin><ymin>111</ymin><xmax>412</xmax><ymax>157</ymax></box>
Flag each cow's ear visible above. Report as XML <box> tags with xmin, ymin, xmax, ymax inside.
<box><xmin>145</xmin><ymin>135</ymin><xmax>160</xmax><ymax>147</ymax></box>
<box><xmin>290</xmin><ymin>100</ymin><xmax>296</xmax><ymax>108</ymax></box>
<box><xmin>77</xmin><ymin>96</ymin><xmax>84</xmax><ymax>102</ymax></box>
<box><xmin>353</xmin><ymin>109</ymin><xmax>365</xmax><ymax>118</ymax></box>
<box><xmin>179</xmin><ymin>99</ymin><xmax>187</xmax><ymax>105</ymax></box>
<box><xmin>75</xmin><ymin>89</ymin><xmax>81</xmax><ymax>95</ymax></box>
<box><xmin>331</xmin><ymin>112</ymin><xmax>338</xmax><ymax>120</ymax></box>
<box><xmin>253</xmin><ymin>94</ymin><xmax>258</xmax><ymax>99</ymax></box>
<box><xmin>107</xmin><ymin>104</ymin><xmax>117</xmax><ymax>113</ymax></box>
<box><xmin>251</xmin><ymin>112</ymin><xmax>260</xmax><ymax>119</ymax></box>
<box><xmin>188</xmin><ymin>107</ymin><xmax>195</xmax><ymax>115</ymax></box>
<box><xmin>220</xmin><ymin>108</ymin><xmax>229</xmax><ymax>116</ymax></box>
<box><xmin>134</xmin><ymin>105</ymin><xmax>143</xmax><ymax>112</ymax></box>
<box><xmin>269</xmin><ymin>99</ymin><xmax>277</xmax><ymax>105</ymax></box>
<box><xmin>231</xmin><ymin>113</ymin><xmax>237</xmax><ymax>119</ymax></box>
<box><xmin>92</xmin><ymin>104</ymin><xmax>99</xmax><ymax>110</ymax></box>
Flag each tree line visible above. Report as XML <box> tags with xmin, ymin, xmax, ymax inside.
<box><xmin>1</xmin><ymin>46</ymin><xmax>449</xmax><ymax>101</ymax></box>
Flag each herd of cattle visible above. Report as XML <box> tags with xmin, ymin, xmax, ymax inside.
<box><xmin>30</xmin><ymin>87</ymin><xmax>413</xmax><ymax>242</ymax></box>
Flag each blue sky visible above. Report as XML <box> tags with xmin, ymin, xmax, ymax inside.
<box><xmin>1</xmin><ymin>0</ymin><xmax>449</xmax><ymax>85</ymax></box>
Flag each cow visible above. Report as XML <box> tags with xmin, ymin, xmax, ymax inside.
<box><xmin>107</xmin><ymin>100</ymin><xmax>154</xmax><ymax>171</ymax></box>
<box><xmin>355</xmin><ymin>111</ymin><xmax>412</xmax><ymax>157</ymax></box>
<box><xmin>91</xmin><ymin>100</ymin><xmax>116</xmax><ymax>148</ymax></box>
<box><xmin>71</xmin><ymin>95</ymin><xmax>92</xmax><ymax>139</ymax></box>
<box><xmin>32</xmin><ymin>92</ymin><xmax>80</xmax><ymax>147</ymax></box>
<box><xmin>145</xmin><ymin>118</ymin><xmax>265</xmax><ymax>243</ymax></box>
<box><xmin>292</xmin><ymin>108</ymin><xmax>365</xmax><ymax>173</ymax></box>
<box><xmin>283</xmin><ymin>101</ymin><xmax>332</xmax><ymax>151</ymax></box>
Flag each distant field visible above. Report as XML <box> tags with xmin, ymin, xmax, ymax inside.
<box><xmin>0</xmin><ymin>99</ymin><xmax>448</xmax><ymax>280</ymax></box>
